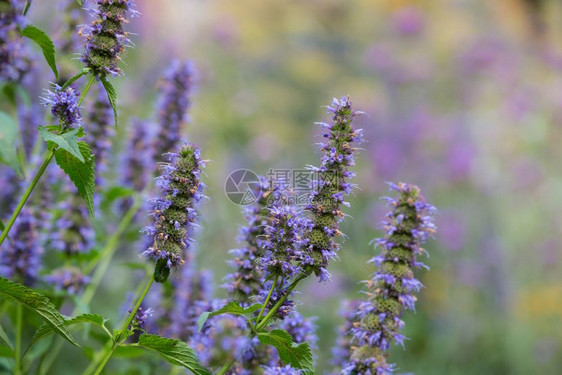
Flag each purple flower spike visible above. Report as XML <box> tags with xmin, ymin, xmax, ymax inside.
<box><xmin>42</xmin><ymin>84</ymin><xmax>82</xmax><ymax>128</ymax></box>
<box><xmin>154</xmin><ymin>60</ymin><xmax>195</xmax><ymax>158</ymax></box>
<box><xmin>305</xmin><ymin>96</ymin><xmax>363</xmax><ymax>281</ymax></box>
<box><xmin>0</xmin><ymin>207</ymin><xmax>42</xmax><ymax>286</ymax></box>
<box><xmin>80</xmin><ymin>0</ymin><xmax>137</xmax><ymax>77</ymax></box>
<box><xmin>343</xmin><ymin>182</ymin><xmax>436</xmax><ymax>374</ymax></box>
<box><xmin>142</xmin><ymin>143</ymin><xmax>206</xmax><ymax>280</ymax></box>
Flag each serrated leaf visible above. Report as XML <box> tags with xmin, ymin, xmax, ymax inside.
<box><xmin>0</xmin><ymin>111</ymin><xmax>22</xmax><ymax>176</ymax></box>
<box><xmin>137</xmin><ymin>334</ymin><xmax>211</xmax><ymax>375</ymax></box>
<box><xmin>0</xmin><ymin>277</ymin><xmax>79</xmax><ymax>347</ymax></box>
<box><xmin>197</xmin><ymin>301</ymin><xmax>262</xmax><ymax>332</ymax></box>
<box><xmin>55</xmin><ymin>141</ymin><xmax>96</xmax><ymax>217</ymax></box>
<box><xmin>39</xmin><ymin>127</ymin><xmax>84</xmax><ymax>162</ymax></box>
<box><xmin>31</xmin><ymin>313</ymin><xmax>107</xmax><ymax>346</ymax></box>
<box><xmin>20</xmin><ymin>25</ymin><xmax>58</xmax><ymax>79</ymax></box>
<box><xmin>0</xmin><ymin>324</ymin><xmax>12</xmax><ymax>349</ymax></box>
<box><xmin>257</xmin><ymin>329</ymin><xmax>314</xmax><ymax>373</ymax></box>
<box><xmin>100</xmin><ymin>76</ymin><xmax>118</xmax><ymax>127</ymax></box>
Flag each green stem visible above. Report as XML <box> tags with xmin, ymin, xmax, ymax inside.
<box><xmin>78</xmin><ymin>75</ymin><xmax>96</xmax><ymax>106</ymax></box>
<box><xmin>255</xmin><ymin>274</ymin><xmax>307</xmax><ymax>331</ymax></box>
<box><xmin>14</xmin><ymin>304</ymin><xmax>23</xmax><ymax>375</ymax></box>
<box><xmin>0</xmin><ymin>150</ymin><xmax>55</xmax><ymax>247</ymax></box>
<box><xmin>216</xmin><ymin>357</ymin><xmax>238</xmax><ymax>375</ymax></box>
<box><xmin>86</xmin><ymin>275</ymin><xmax>155</xmax><ymax>375</ymax></box>
<box><xmin>81</xmin><ymin>195</ymin><xmax>142</xmax><ymax>306</ymax></box>
<box><xmin>255</xmin><ymin>275</ymin><xmax>278</xmax><ymax>327</ymax></box>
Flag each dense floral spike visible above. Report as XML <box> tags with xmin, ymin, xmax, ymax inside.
<box><xmin>80</xmin><ymin>0</ymin><xmax>137</xmax><ymax>77</ymax></box>
<box><xmin>259</xmin><ymin>205</ymin><xmax>313</xmax><ymax>280</ymax></box>
<box><xmin>122</xmin><ymin>118</ymin><xmax>154</xmax><ymax>192</ymax></box>
<box><xmin>87</xmin><ymin>87</ymin><xmax>114</xmax><ymax>182</ymax></box>
<box><xmin>49</xmin><ymin>193</ymin><xmax>95</xmax><ymax>255</ymax></box>
<box><xmin>42</xmin><ymin>84</ymin><xmax>82</xmax><ymax>128</ymax></box>
<box><xmin>223</xmin><ymin>176</ymin><xmax>272</xmax><ymax>304</ymax></box>
<box><xmin>305</xmin><ymin>96</ymin><xmax>363</xmax><ymax>282</ymax></box>
<box><xmin>331</xmin><ymin>300</ymin><xmax>361</xmax><ymax>371</ymax></box>
<box><xmin>142</xmin><ymin>143</ymin><xmax>206</xmax><ymax>278</ymax></box>
<box><xmin>343</xmin><ymin>182</ymin><xmax>436</xmax><ymax>375</ymax></box>
<box><xmin>0</xmin><ymin>0</ymin><xmax>33</xmax><ymax>83</ymax></box>
<box><xmin>45</xmin><ymin>267</ymin><xmax>90</xmax><ymax>295</ymax></box>
<box><xmin>0</xmin><ymin>207</ymin><xmax>42</xmax><ymax>286</ymax></box>
<box><xmin>154</xmin><ymin>60</ymin><xmax>195</xmax><ymax>158</ymax></box>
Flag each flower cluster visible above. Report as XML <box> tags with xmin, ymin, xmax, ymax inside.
<box><xmin>45</xmin><ymin>267</ymin><xmax>90</xmax><ymax>295</ymax></box>
<box><xmin>122</xmin><ymin>118</ymin><xmax>154</xmax><ymax>192</ymax></box>
<box><xmin>263</xmin><ymin>365</ymin><xmax>303</xmax><ymax>375</ymax></box>
<box><xmin>42</xmin><ymin>85</ymin><xmax>82</xmax><ymax>128</ymax></box>
<box><xmin>80</xmin><ymin>0</ymin><xmax>137</xmax><ymax>77</ymax></box>
<box><xmin>0</xmin><ymin>207</ymin><xmax>42</xmax><ymax>286</ymax></box>
<box><xmin>343</xmin><ymin>182</ymin><xmax>436</xmax><ymax>375</ymax></box>
<box><xmin>49</xmin><ymin>193</ymin><xmax>95</xmax><ymax>255</ymax></box>
<box><xmin>87</xmin><ymin>87</ymin><xmax>115</xmax><ymax>182</ymax></box>
<box><xmin>305</xmin><ymin>96</ymin><xmax>363</xmax><ymax>281</ymax></box>
<box><xmin>154</xmin><ymin>60</ymin><xmax>195</xmax><ymax>158</ymax></box>
<box><xmin>0</xmin><ymin>0</ymin><xmax>32</xmax><ymax>83</ymax></box>
<box><xmin>258</xmin><ymin>205</ymin><xmax>313</xmax><ymax>280</ymax></box>
<box><xmin>142</xmin><ymin>143</ymin><xmax>206</xmax><ymax>278</ymax></box>
<box><xmin>223</xmin><ymin>176</ymin><xmax>272</xmax><ymax>304</ymax></box>
<box><xmin>130</xmin><ymin>306</ymin><xmax>152</xmax><ymax>331</ymax></box>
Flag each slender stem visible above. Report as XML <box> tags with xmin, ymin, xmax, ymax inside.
<box><xmin>255</xmin><ymin>275</ymin><xmax>278</xmax><ymax>327</ymax></box>
<box><xmin>0</xmin><ymin>150</ymin><xmax>55</xmax><ymax>247</ymax></box>
<box><xmin>86</xmin><ymin>275</ymin><xmax>155</xmax><ymax>375</ymax></box>
<box><xmin>255</xmin><ymin>274</ymin><xmax>307</xmax><ymax>331</ymax></box>
<box><xmin>79</xmin><ymin>75</ymin><xmax>96</xmax><ymax>106</ymax></box>
<box><xmin>81</xmin><ymin>195</ymin><xmax>142</xmax><ymax>306</ymax></box>
<box><xmin>14</xmin><ymin>304</ymin><xmax>23</xmax><ymax>375</ymax></box>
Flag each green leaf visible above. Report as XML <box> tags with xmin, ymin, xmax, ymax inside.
<box><xmin>31</xmin><ymin>314</ymin><xmax>107</xmax><ymax>346</ymax></box>
<box><xmin>20</xmin><ymin>25</ymin><xmax>58</xmax><ymax>79</ymax></box>
<box><xmin>0</xmin><ymin>324</ymin><xmax>12</xmax><ymax>349</ymax></box>
<box><xmin>257</xmin><ymin>329</ymin><xmax>314</xmax><ymax>373</ymax></box>
<box><xmin>0</xmin><ymin>220</ymin><xmax>4</xmax><ymax>233</ymax></box>
<box><xmin>39</xmin><ymin>127</ymin><xmax>84</xmax><ymax>162</ymax></box>
<box><xmin>0</xmin><ymin>111</ymin><xmax>22</xmax><ymax>176</ymax></box>
<box><xmin>197</xmin><ymin>301</ymin><xmax>262</xmax><ymax>332</ymax></box>
<box><xmin>100</xmin><ymin>76</ymin><xmax>118</xmax><ymax>127</ymax></box>
<box><xmin>0</xmin><ymin>277</ymin><xmax>79</xmax><ymax>347</ymax></box>
<box><xmin>0</xmin><ymin>346</ymin><xmax>14</xmax><ymax>358</ymax></box>
<box><xmin>54</xmin><ymin>141</ymin><xmax>96</xmax><ymax>217</ymax></box>
<box><xmin>137</xmin><ymin>334</ymin><xmax>211</xmax><ymax>375</ymax></box>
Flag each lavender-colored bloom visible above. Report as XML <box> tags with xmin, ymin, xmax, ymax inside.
<box><xmin>223</xmin><ymin>176</ymin><xmax>272</xmax><ymax>304</ymax></box>
<box><xmin>263</xmin><ymin>365</ymin><xmax>303</xmax><ymax>375</ymax></box>
<box><xmin>122</xmin><ymin>118</ymin><xmax>154</xmax><ymax>192</ymax></box>
<box><xmin>343</xmin><ymin>182</ymin><xmax>436</xmax><ymax>375</ymax></box>
<box><xmin>259</xmin><ymin>205</ymin><xmax>313</xmax><ymax>280</ymax></box>
<box><xmin>130</xmin><ymin>306</ymin><xmax>152</xmax><ymax>331</ymax></box>
<box><xmin>305</xmin><ymin>96</ymin><xmax>363</xmax><ymax>281</ymax></box>
<box><xmin>49</xmin><ymin>193</ymin><xmax>95</xmax><ymax>255</ymax></box>
<box><xmin>42</xmin><ymin>84</ymin><xmax>82</xmax><ymax>128</ymax></box>
<box><xmin>0</xmin><ymin>207</ymin><xmax>42</xmax><ymax>286</ymax></box>
<box><xmin>87</xmin><ymin>86</ymin><xmax>114</xmax><ymax>183</ymax></box>
<box><xmin>154</xmin><ymin>60</ymin><xmax>195</xmax><ymax>158</ymax></box>
<box><xmin>141</xmin><ymin>143</ymin><xmax>206</xmax><ymax>275</ymax></box>
<box><xmin>79</xmin><ymin>0</ymin><xmax>137</xmax><ymax>77</ymax></box>
<box><xmin>0</xmin><ymin>0</ymin><xmax>33</xmax><ymax>83</ymax></box>
<box><xmin>45</xmin><ymin>267</ymin><xmax>90</xmax><ymax>295</ymax></box>
<box><xmin>331</xmin><ymin>300</ymin><xmax>361</xmax><ymax>371</ymax></box>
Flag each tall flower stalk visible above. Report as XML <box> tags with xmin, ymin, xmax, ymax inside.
<box><xmin>342</xmin><ymin>182</ymin><xmax>436</xmax><ymax>374</ymax></box>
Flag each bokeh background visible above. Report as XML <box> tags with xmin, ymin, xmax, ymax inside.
<box><xmin>2</xmin><ymin>0</ymin><xmax>562</xmax><ymax>373</ymax></box>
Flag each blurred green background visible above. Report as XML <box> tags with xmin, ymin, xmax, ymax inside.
<box><xmin>7</xmin><ymin>0</ymin><xmax>562</xmax><ymax>373</ymax></box>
